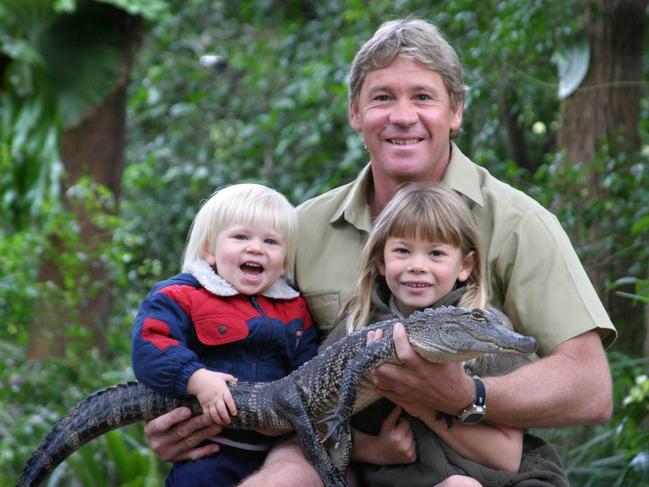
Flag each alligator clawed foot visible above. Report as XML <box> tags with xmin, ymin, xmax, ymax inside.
<box><xmin>318</xmin><ymin>411</ymin><xmax>349</xmax><ymax>447</ymax></box>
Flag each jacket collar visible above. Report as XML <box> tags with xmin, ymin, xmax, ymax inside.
<box><xmin>185</xmin><ymin>259</ymin><xmax>299</xmax><ymax>299</ymax></box>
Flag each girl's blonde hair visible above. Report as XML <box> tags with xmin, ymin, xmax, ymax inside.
<box><xmin>343</xmin><ymin>184</ymin><xmax>485</xmax><ymax>333</ymax></box>
<box><xmin>182</xmin><ymin>184</ymin><xmax>298</xmax><ymax>280</ymax></box>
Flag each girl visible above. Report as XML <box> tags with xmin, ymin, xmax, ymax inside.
<box><xmin>132</xmin><ymin>184</ymin><xmax>318</xmax><ymax>487</ymax></box>
<box><xmin>326</xmin><ymin>183</ymin><xmax>524</xmax><ymax>487</ymax></box>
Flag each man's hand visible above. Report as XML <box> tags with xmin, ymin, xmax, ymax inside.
<box><xmin>370</xmin><ymin>322</ymin><xmax>474</xmax><ymax>417</ymax></box>
<box><xmin>144</xmin><ymin>407</ymin><xmax>222</xmax><ymax>462</ymax></box>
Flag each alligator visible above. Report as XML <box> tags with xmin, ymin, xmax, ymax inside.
<box><xmin>17</xmin><ymin>306</ymin><xmax>537</xmax><ymax>487</ymax></box>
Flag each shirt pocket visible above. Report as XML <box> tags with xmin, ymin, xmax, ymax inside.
<box><xmin>193</xmin><ymin>312</ymin><xmax>249</xmax><ymax>346</ymax></box>
<box><xmin>303</xmin><ymin>291</ymin><xmax>340</xmax><ymax>335</ymax></box>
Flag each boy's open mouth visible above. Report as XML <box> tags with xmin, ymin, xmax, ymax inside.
<box><xmin>241</xmin><ymin>262</ymin><xmax>264</xmax><ymax>275</ymax></box>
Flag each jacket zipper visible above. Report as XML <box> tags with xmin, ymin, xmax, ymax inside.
<box><xmin>249</xmin><ymin>296</ymin><xmax>267</xmax><ymax>319</ymax></box>
<box><xmin>249</xmin><ymin>296</ymin><xmax>303</xmax><ymax>353</ymax></box>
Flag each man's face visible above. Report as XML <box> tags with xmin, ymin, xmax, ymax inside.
<box><xmin>349</xmin><ymin>56</ymin><xmax>463</xmax><ymax>184</ymax></box>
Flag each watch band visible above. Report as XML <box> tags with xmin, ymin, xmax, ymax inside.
<box><xmin>473</xmin><ymin>376</ymin><xmax>486</xmax><ymax>407</ymax></box>
<box><xmin>458</xmin><ymin>377</ymin><xmax>487</xmax><ymax>424</ymax></box>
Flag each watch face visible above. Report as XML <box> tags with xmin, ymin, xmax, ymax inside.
<box><xmin>460</xmin><ymin>405</ymin><xmax>486</xmax><ymax>424</ymax></box>
<box><xmin>460</xmin><ymin>412</ymin><xmax>484</xmax><ymax>424</ymax></box>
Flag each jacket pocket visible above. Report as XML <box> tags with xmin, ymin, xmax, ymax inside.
<box><xmin>193</xmin><ymin>312</ymin><xmax>249</xmax><ymax>346</ymax></box>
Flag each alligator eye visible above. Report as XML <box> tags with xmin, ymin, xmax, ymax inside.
<box><xmin>471</xmin><ymin>309</ymin><xmax>486</xmax><ymax>322</ymax></box>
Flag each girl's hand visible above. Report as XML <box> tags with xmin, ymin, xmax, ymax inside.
<box><xmin>352</xmin><ymin>406</ymin><xmax>417</xmax><ymax>465</ymax></box>
<box><xmin>187</xmin><ymin>369</ymin><xmax>238</xmax><ymax>425</ymax></box>
<box><xmin>366</xmin><ymin>327</ymin><xmax>384</xmax><ymax>344</ymax></box>
<box><xmin>371</xmin><ymin>323</ymin><xmax>474</xmax><ymax>417</ymax></box>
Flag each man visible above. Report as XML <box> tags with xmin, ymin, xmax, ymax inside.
<box><xmin>144</xmin><ymin>19</ymin><xmax>616</xmax><ymax>485</ymax></box>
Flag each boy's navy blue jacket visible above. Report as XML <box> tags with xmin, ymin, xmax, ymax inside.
<box><xmin>132</xmin><ymin>260</ymin><xmax>318</xmax><ymax>399</ymax></box>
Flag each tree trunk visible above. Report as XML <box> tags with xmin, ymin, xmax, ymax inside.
<box><xmin>559</xmin><ymin>1</ymin><xmax>644</xmax><ymax>164</ymax></box>
<box><xmin>557</xmin><ymin>0</ymin><xmax>645</xmax><ymax>335</ymax></box>
<box><xmin>28</xmin><ymin>9</ymin><xmax>142</xmax><ymax>359</ymax></box>
<box><xmin>497</xmin><ymin>71</ymin><xmax>532</xmax><ymax>172</ymax></box>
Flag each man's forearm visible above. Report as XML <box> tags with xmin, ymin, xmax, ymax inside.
<box><xmin>238</xmin><ymin>437</ymin><xmax>322</xmax><ymax>487</ymax></box>
<box><xmin>484</xmin><ymin>331</ymin><xmax>612</xmax><ymax>428</ymax></box>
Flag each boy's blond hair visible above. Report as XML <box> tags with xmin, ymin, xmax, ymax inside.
<box><xmin>182</xmin><ymin>184</ymin><xmax>298</xmax><ymax>281</ymax></box>
<box><xmin>342</xmin><ymin>183</ymin><xmax>485</xmax><ymax>333</ymax></box>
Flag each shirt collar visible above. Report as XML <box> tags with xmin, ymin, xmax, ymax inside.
<box><xmin>329</xmin><ymin>142</ymin><xmax>484</xmax><ymax>230</ymax></box>
<box><xmin>442</xmin><ymin>142</ymin><xmax>484</xmax><ymax>208</ymax></box>
<box><xmin>330</xmin><ymin>163</ymin><xmax>373</xmax><ymax>232</ymax></box>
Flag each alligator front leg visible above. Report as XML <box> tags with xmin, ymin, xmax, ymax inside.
<box><xmin>326</xmin><ymin>426</ymin><xmax>353</xmax><ymax>477</ymax></box>
<box><xmin>278</xmin><ymin>385</ymin><xmax>348</xmax><ymax>487</ymax></box>
<box><xmin>320</xmin><ymin>337</ymin><xmax>393</xmax><ymax>446</ymax></box>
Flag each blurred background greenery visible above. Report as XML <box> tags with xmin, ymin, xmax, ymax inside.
<box><xmin>1</xmin><ymin>0</ymin><xmax>648</xmax><ymax>485</ymax></box>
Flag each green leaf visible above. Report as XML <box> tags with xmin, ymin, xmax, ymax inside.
<box><xmin>0</xmin><ymin>39</ymin><xmax>46</xmax><ymax>68</ymax></box>
<box><xmin>96</xmin><ymin>0</ymin><xmax>170</xmax><ymax>21</ymax></box>
<box><xmin>631</xmin><ymin>213</ymin><xmax>649</xmax><ymax>235</ymax></box>
<box><xmin>35</xmin><ymin>2</ymin><xmax>123</xmax><ymax>125</ymax></box>
<box><xmin>105</xmin><ymin>430</ymin><xmax>133</xmax><ymax>481</ymax></box>
<box><xmin>66</xmin><ymin>441</ymin><xmax>104</xmax><ymax>486</ymax></box>
<box><xmin>628</xmin><ymin>452</ymin><xmax>649</xmax><ymax>482</ymax></box>
<box><xmin>143</xmin><ymin>447</ymin><xmax>163</xmax><ymax>487</ymax></box>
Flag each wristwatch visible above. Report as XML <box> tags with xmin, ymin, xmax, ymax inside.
<box><xmin>458</xmin><ymin>377</ymin><xmax>486</xmax><ymax>424</ymax></box>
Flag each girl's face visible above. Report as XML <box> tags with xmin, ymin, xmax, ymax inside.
<box><xmin>378</xmin><ymin>235</ymin><xmax>474</xmax><ymax>317</ymax></box>
<box><xmin>208</xmin><ymin>224</ymin><xmax>287</xmax><ymax>295</ymax></box>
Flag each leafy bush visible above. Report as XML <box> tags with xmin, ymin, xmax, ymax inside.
<box><xmin>0</xmin><ymin>340</ymin><xmax>167</xmax><ymax>486</ymax></box>
<box><xmin>2</xmin><ymin>0</ymin><xmax>648</xmax><ymax>485</ymax></box>
<box><xmin>541</xmin><ymin>352</ymin><xmax>649</xmax><ymax>486</ymax></box>
<box><xmin>526</xmin><ymin>144</ymin><xmax>649</xmax><ymax>350</ymax></box>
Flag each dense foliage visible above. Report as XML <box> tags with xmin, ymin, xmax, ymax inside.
<box><xmin>1</xmin><ymin>0</ymin><xmax>648</xmax><ymax>485</ymax></box>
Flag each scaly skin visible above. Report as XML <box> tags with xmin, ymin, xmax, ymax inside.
<box><xmin>17</xmin><ymin>306</ymin><xmax>537</xmax><ymax>487</ymax></box>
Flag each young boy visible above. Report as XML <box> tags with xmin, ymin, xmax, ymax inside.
<box><xmin>131</xmin><ymin>184</ymin><xmax>318</xmax><ymax>486</ymax></box>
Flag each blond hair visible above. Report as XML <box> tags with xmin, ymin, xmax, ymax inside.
<box><xmin>182</xmin><ymin>184</ymin><xmax>298</xmax><ymax>280</ymax></box>
<box><xmin>342</xmin><ymin>184</ymin><xmax>485</xmax><ymax>333</ymax></box>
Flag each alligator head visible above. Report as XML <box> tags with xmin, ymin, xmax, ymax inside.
<box><xmin>405</xmin><ymin>306</ymin><xmax>537</xmax><ymax>363</ymax></box>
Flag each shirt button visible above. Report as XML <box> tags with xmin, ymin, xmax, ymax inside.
<box><xmin>218</xmin><ymin>325</ymin><xmax>228</xmax><ymax>334</ymax></box>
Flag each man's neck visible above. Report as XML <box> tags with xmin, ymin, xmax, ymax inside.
<box><xmin>369</xmin><ymin>144</ymin><xmax>453</xmax><ymax>220</ymax></box>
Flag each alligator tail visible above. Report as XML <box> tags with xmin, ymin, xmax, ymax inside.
<box><xmin>16</xmin><ymin>381</ymin><xmax>198</xmax><ymax>487</ymax></box>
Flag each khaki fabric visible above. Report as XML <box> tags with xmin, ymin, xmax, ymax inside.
<box><xmin>295</xmin><ymin>164</ymin><xmax>373</xmax><ymax>335</ymax></box>
<box><xmin>295</xmin><ymin>143</ymin><xmax>616</xmax><ymax>355</ymax></box>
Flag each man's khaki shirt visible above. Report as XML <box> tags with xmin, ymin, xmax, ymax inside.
<box><xmin>294</xmin><ymin>144</ymin><xmax>616</xmax><ymax>356</ymax></box>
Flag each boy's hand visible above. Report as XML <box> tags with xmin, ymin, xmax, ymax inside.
<box><xmin>187</xmin><ymin>368</ymin><xmax>238</xmax><ymax>425</ymax></box>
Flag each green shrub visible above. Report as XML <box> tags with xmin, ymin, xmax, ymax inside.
<box><xmin>1</xmin><ymin>341</ymin><xmax>168</xmax><ymax>486</ymax></box>
<box><xmin>542</xmin><ymin>352</ymin><xmax>649</xmax><ymax>486</ymax></box>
